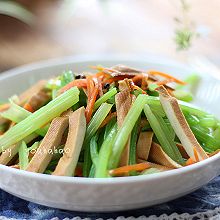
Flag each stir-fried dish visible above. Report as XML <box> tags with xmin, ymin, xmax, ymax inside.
<box><xmin>0</xmin><ymin>64</ymin><xmax>219</xmax><ymax>178</ymax></box>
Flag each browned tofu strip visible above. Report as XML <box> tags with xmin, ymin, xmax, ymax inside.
<box><xmin>0</xmin><ymin>144</ymin><xmax>19</xmax><ymax>165</ymax></box>
<box><xmin>137</xmin><ymin>159</ymin><xmax>171</xmax><ymax>171</ymax></box>
<box><xmin>53</xmin><ymin>107</ymin><xmax>86</xmax><ymax>176</ymax></box>
<box><xmin>0</xmin><ymin>80</ymin><xmax>47</xmax><ymax>124</ymax></box>
<box><xmin>137</xmin><ymin>131</ymin><xmax>154</xmax><ymax>161</ymax></box>
<box><xmin>0</xmin><ymin>133</ymin><xmax>38</xmax><ymax>165</ymax></box>
<box><xmin>115</xmin><ymin>88</ymin><xmax>132</xmax><ymax>166</ymax></box>
<box><xmin>26</xmin><ymin>90</ymin><xmax>50</xmax><ymax>111</ymax></box>
<box><xmin>156</xmin><ymin>86</ymin><xmax>208</xmax><ymax>161</ymax></box>
<box><xmin>19</xmin><ymin>80</ymin><xmax>47</xmax><ymax>105</ymax></box>
<box><xmin>111</xmin><ymin>65</ymin><xmax>158</xmax><ymax>81</ymax></box>
<box><xmin>26</xmin><ymin>117</ymin><xmax>68</xmax><ymax>173</ymax></box>
<box><xmin>176</xmin><ymin>143</ymin><xmax>189</xmax><ymax>159</ymax></box>
<box><xmin>149</xmin><ymin>142</ymin><xmax>182</xmax><ymax>168</ymax></box>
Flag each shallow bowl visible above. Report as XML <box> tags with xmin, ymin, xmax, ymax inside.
<box><xmin>0</xmin><ymin>55</ymin><xmax>220</xmax><ymax>212</ymax></box>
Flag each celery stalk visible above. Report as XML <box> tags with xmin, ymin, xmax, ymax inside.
<box><xmin>1</xmin><ymin>101</ymin><xmax>30</xmax><ymax>122</ymax></box>
<box><xmin>129</xmin><ymin>118</ymin><xmax>140</xmax><ymax>165</ymax></box>
<box><xmin>145</xmin><ymin>96</ymin><xmax>207</xmax><ymax>117</ymax></box>
<box><xmin>94</xmin><ymin>88</ymin><xmax>117</xmax><ymax>111</ymax></box>
<box><xmin>89</xmin><ymin>164</ymin><xmax>96</xmax><ymax>178</ymax></box>
<box><xmin>109</xmin><ymin>94</ymin><xmax>148</xmax><ymax>169</ymax></box>
<box><xmin>95</xmin><ymin>124</ymin><xmax>117</xmax><ymax>178</ymax></box>
<box><xmin>104</xmin><ymin>117</ymin><xmax>116</xmax><ymax>140</ymax></box>
<box><xmin>19</xmin><ymin>141</ymin><xmax>29</xmax><ymax>170</ymax></box>
<box><xmin>1</xmin><ymin>101</ymin><xmax>49</xmax><ymax>137</ymax></box>
<box><xmin>173</xmin><ymin>90</ymin><xmax>193</xmax><ymax>102</ymax></box>
<box><xmin>144</xmin><ymin>104</ymin><xmax>184</xmax><ymax>165</ymax></box>
<box><xmin>83</xmin><ymin>103</ymin><xmax>112</xmax><ymax>177</ymax></box>
<box><xmin>28</xmin><ymin>141</ymin><xmax>39</xmax><ymax>152</ymax></box>
<box><xmin>90</xmin><ymin>135</ymin><xmax>99</xmax><ymax>167</ymax></box>
<box><xmin>199</xmin><ymin>117</ymin><xmax>217</xmax><ymax>128</ymax></box>
<box><xmin>0</xmin><ymin>87</ymin><xmax>79</xmax><ymax>153</ymax></box>
<box><xmin>85</xmin><ymin>103</ymin><xmax>112</xmax><ymax>144</ymax></box>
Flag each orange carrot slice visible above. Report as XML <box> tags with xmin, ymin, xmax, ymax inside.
<box><xmin>23</xmin><ymin>103</ymin><xmax>34</xmax><ymax>113</ymax></box>
<box><xmin>109</xmin><ymin>163</ymin><xmax>151</xmax><ymax>176</ymax></box>
<box><xmin>193</xmin><ymin>147</ymin><xmax>199</xmax><ymax>162</ymax></box>
<box><xmin>59</xmin><ymin>79</ymin><xmax>87</xmax><ymax>93</ymax></box>
<box><xmin>148</xmin><ymin>70</ymin><xmax>186</xmax><ymax>85</ymax></box>
<box><xmin>185</xmin><ymin>157</ymin><xmax>196</xmax><ymax>166</ymax></box>
<box><xmin>85</xmin><ymin>77</ymin><xmax>99</xmax><ymax>123</ymax></box>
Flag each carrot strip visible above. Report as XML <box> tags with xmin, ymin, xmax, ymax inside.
<box><xmin>0</xmin><ymin>103</ymin><xmax>10</xmax><ymax>112</ymax></box>
<box><xmin>86</xmin><ymin>76</ymin><xmax>94</xmax><ymax>100</ymax></box>
<box><xmin>148</xmin><ymin>70</ymin><xmax>186</xmax><ymax>85</ymax></box>
<box><xmin>23</xmin><ymin>103</ymin><xmax>34</xmax><ymax>113</ymax></box>
<box><xmin>100</xmin><ymin>112</ymin><xmax>117</xmax><ymax>128</ymax></box>
<box><xmin>109</xmin><ymin>163</ymin><xmax>151</xmax><ymax>176</ymax></box>
<box><xmin>194</xmin><ymin>147</ymin><xmax>199</xmax><ymax>162</ymax></box>
<box><xmin>185</xmin><ymin>157</ymin><xmax>196</xmax><ymax>166</ymax></box>
<box><xmin>85</xmin><ymin>77</ymin><xmax>99</xmax><ymax>123</ymax></box>
<box><xmin>59</xmin><ymin>79</ymin><xmax>87</xmax><ymax>93</ymax></box>
<box><xmin>93</xmin><ymin>71</ymin><xmax>110</xmax><ymax>79</ymax></box>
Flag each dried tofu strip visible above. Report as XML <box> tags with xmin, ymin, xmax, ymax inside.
<box><xmin>115</xmin><ymin>88</ymin><xmax>132</xmax><ymax>166</ymax></box>
<box><xmin>112</xmin><ymin>64</ymin><xmax>142</xmax><ymax>74</ymax></box>
<box><xmin>53</xmin><ymin>107</ymin><xmax>86</xmax><ymax>176</ymax></box>
<box><xmin>61</xmin><ymin>109</ymin><xmax>73</xmax><ymax>117</ymax></box>
<box><xmin>19</xmin><ymin>80</ymin><xmax>47</xmax><ymax>105</ymax></box>
<box><xmin>26</xmin><ymin>90</ymin><xmax>50</xmax><ymax>111</ymax></box>
<box><xmin>156</xmin><ymin>86</ymin><xmax>208</xmax><ymax>161</ymax></box>
<box><xmin>137</xmin><ymin>159</ymin><xmax>171</xmax><ymax>171</ymax></box>
<box><xmin>0</xmin><ymin>133</ymin><xmax>38</xmax><ymax>165</ymax></box>
<box><xmin>118</xmin><ymin>79</ymin><xmax>132</xmax><ymax>91</ymax></box>
<box><xmin>0</xmin><ymin>80</ymin><xmax>47</xmax><ymax>124</ymax></box>
<box><xmin>26</xmin><ymin>117</ymin><xmax>68</xmax><ymax>173</ymax></box>
<box><xmin>111</xmin><ymin>65</ymin><xmax>158</xmax><ymax>81</ymax></box>
<box><xmin>176</xmin><ymin>143</ymin><xmax>189</xmax><ymax>159</ymax></box>
<box><xmin>149</xmin><ymin>142</ymin><xmax>182</xmax><ymax>168</ymax></box>
<box><xmin>0</xmin><ymin>143</ymin><xmax>19</xmax><ymax>165</ymax></box>
<box><xmin>137</xmin><ymin>131</ymin><xmax>154</xmax><ymax>161</ymax></box>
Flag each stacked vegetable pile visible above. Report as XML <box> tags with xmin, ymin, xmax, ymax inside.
<box><xmin>0</xmin><ymin>65</ymin><xmax>219</xmax><ymax>177</ymax></box>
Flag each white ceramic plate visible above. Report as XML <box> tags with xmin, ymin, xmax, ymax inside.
<box><xmin>0</xmin><ymin>55</ymin><xmax>220</xmax><ymax>212</ymax></box>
